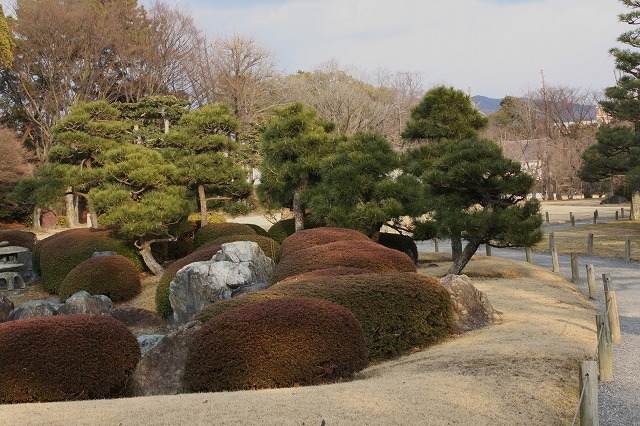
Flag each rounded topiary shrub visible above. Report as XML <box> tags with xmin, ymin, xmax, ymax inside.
<box><xmin>155</xmin><ymin>243</ymin><xmax>222</xmax><ymax>317</ymax></box>
<box><xmin>0</xmin><ymin>230</ymin><xmax>37</xmax><ymax>250</ymax></box>
<box><xmin>271</xmin><ymin>239</ymin><xmax>416</xmax><ymax>283</ymax></box>
<box><xmin>245</xmin><ymin>223</ymin><xmax>269</xmax><ymax>236</ymax></box>
<box><xmin>193</xmin><ymin>223</ymin><xmax>256</xmax><ymax>249</ymax></box>
<box><xmin>196</xmin><ymin>273</ymin><xmax>453</xmax><ymax>362</ymax></box>
<box><xmin>266</xmin><ymin>217</ymin><xmax>317</xmax><ymax>244</ymax></box>
<box><xmin>0</xmin><ymin>314</ymin><xmax>140</xmax><ymax>403</ymax></box>
<box><xmin>281</xmin><ymin>227</ymin><xmax>371</xmax><ymax>258</ymax></box>
<box><xmin>36</xmin><ymin>228</ymin><xmax>143</xmax><ymax>294</ymax></box>
<box><xmin>186</xmin><ymin>297</ymin><xmax>367</xmax><ymax>392</ymax></box>
<box><xmin>59</xmin><ymin>254</ymin><xmax>141</xmax><ymax>302</ymax></box>
<box><xmin>209</xmin><ymin>234</ymin><xmax>282</xmax><ymax>261</ymax></box>
<box><xmin>379</xmin><ymin>232</ymin><xmax>419</xmax><ymax>264</ymax></box>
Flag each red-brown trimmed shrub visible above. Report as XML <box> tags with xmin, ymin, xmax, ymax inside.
<box><xmin>193</xmin><ymin>223</ymin><xmax>256</xmax><ymax>249</ymax></box>
<box><xmin>271</xmin><ymin>239</ymin><xmax>416</xmax><ymax>284</ymax></box>
<box><xmin>276</xmin><ymin>266</ymin><xmax>373</xmax><ymax>286</ymax></box>
<box><xmin>195</xmin><ymin>272</ymin><xmax>453</xmax><ymax>362</ymax></box>
<box><xmin>0</xmin><ymin>314</ymin><xmax>140</xmax><ymax>403</ymax></box>
<box><xmin>186</xmin><ymin>297</ymin><xmax>367</xmax><ymax>392</ymax></box>
<box><xmin>155</xmin><ymin>243</ymin><xmax>222</xmax><ymax>317</ymax></box>
<box><xmin>35</xmin><ymin>228</ymin><xmax>143</xmax><ymax>293</ymax></box>
<box><xmin>59</xmin><ymin>255</ymin><xmax>141</xmax><ymax>302</ymax></box>
<box><xmin>0</xmin><ymin>230</ymin><xmax>37</xmax><ymax>250</ymax></box>
<box><xmin>208</xmin><ymin>234</ymin><xmax>282</xmax><ymax>261</ymax></box>
<box><xmin>281</xmin><ymin>227</ymin><xmax>371</xmax><ymax>258</ymax></box>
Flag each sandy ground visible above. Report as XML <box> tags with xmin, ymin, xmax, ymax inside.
<box><xmin>1</xmin><ymin>256</ymin><xmax>597</xmax><ymax>426</ymax></box>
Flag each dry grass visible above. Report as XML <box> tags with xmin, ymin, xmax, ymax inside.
<box><xmin>534</xmin><ymin>221</ymin><xmax>640</xmax><ymax>260</ymax></box>
<box><xmin>116</xmin><ymin>273</ymin><xmax>160</xmax><ymax>312</ymax></box>
<box><xmin>418</xmin><ymin>252</ymin><xmax>528</xmax><ymax>280</ymax></box>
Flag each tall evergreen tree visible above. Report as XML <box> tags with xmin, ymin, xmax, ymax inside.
<box><xmin>580</xmin><ymin>0</ymin><xmax>640</xmax><ymax>219</ymax></box>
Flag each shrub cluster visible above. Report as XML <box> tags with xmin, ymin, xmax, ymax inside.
<box><xmin>193</xmin><ymin>223</ymin><xmax>256</xmax><ymax>248</ymax></box>
<box><xmin>271</xmin><ymin>239</ymin><xmax>416</xmax><ymax>283</ymax></box>
<box><xmin>187</xmin><ymin>212</ymin><xmax>226</xmax><ymax>224</ymax></box>
<box><xmin>245</xmin><ymin>223</ymin><xmax>269</xmax><ymax>236</ymax></box>
<box><xmin>59</xmin><ymin>254</ymin><xmax>141</xmax><ymax>302</ymax></box>
<box><xmin>155</xmin><ymin>243</ymin><xmax>222</xmax><ymax>317</ymax></box>
<box><xmin>35</xmin><ymin>228</ymin><xmax>143</xmax><ymax>293</ymax></box>
<box><xmin>0</xmin><ymin>230</ymin><xmax>37</xmax><ymax>250</ymax></box>
<box><xmin>379</xmin><ymin>232</ymin><xmax>419</xmax><ymax>264</ymax></box>
<box><xmin>266</xmin><ymin>217</ymin><xmax>317</xmax><ymax>244</ymax></box>
<box><xmin>208</xmin><ymin>234</ymin><xmax>282</xmax><ymax>261</ymax></box>
<box><xmin>280</xmin><ymin>227</ymin><xmax>370</xmax><ymax>258</ymax></box>
<box><xmin>0</xmin><ymin>314</ymin><xmax>140</xmax><ymax>403</ymax></box>
<box><xmin>186</xmin><ymin>297</ymin><xmax>367</xmax><ymax>392</ymax></box>
<box><xmin>195</xmin><ymin>272</ymin><xmax>453</xmax><ymax>362</ymax></box>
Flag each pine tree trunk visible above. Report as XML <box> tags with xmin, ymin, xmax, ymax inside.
<box><xmin>65</xmin><ymin>188</ymin><xmax>78</xmax><ymax>227</ymax></box>
<box><xmin>447</xmin><ymin>240</ymin><xmax>482</xmax><ymax>275</ymax></box>
<box><xmin>89</xmin><ymin>209</ymin><xmax>99</xmax><ymax>229</ymax></box>
<box><xmin>33</xmin><ymin>206</ymin><xmax>42</xmax><ymax>230</ymax></box>
<box><xmin>631</xmin><ymin>189</ymin><xmax>640</xmax><ymax>221</ymax></box>
<box><xmin>198</xmin><ymin>184</ymin><xmax>208</xmax><ymax>227</ymax></box>
<box><xmin>451</xmin><ymin>230</ymin><xmax>462</xmax><ymax>261</ymax></box>
<box><xmin>139</xmin><ymin>241</ymin><xmax>165</xmax><ymax>276</ymax></box>
<box><xmin>293</xmin><ymin>181</ymin><xmax>307</xmax><ymax>232</ymax></box>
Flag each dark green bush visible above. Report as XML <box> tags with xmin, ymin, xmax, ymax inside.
<box><xmin>245</xmin><ymin>223</ymin><xmax>269</xmax><ymax>236</ymax></box>
<box><xmin>281</xmin><ymin>227</ymin><xmax>370</xmax><ymax>258</ymax></box>
<box><xmin>196</xmin><ymin>272</ymin><xmax>453</xmax><ymax>362</ymax></box>
<box><xmin>193</xmin><ymin>223</ymin><xmax>256</xmax><ymax>248</ymax></box>
<box><xmin>0</xmin><ymin>230</ymin><xmax>37</xmax><ymax>250</ymax></box>
<box><xmin>186</xmin><ymin>297</ymin><xmax>367</xmax><ymax>392</ymax></box>
<box><xmin>379</xmin><ymin>232</ymin><xmax>418</xmax><ymax>264</ymax></box>
<box><xmin>155</xmin><ymin>243</ymin><xmax>222</xmax><ymax>317</ymax></box>
<box><xmin>266</xmin><ymin>218</ymin><xmax>317</xmax><ymax>244</ymax></box>
<box><xmin>37</xmin><ymin>228</ymin><xmax>143</xmax><ymax>294</ymax></box>
<box><xmin>59</xmin><ymin>254</ymin><xmax>141</xmax><ymax>302</ymax></box>
<box><xmin>208</xmin><ymin>234</ymin><xmax>282</xmax><ymax>261</ymax></box>
<box><xmin>271</xmin><ymin>239</ymin><xmax>416</xmax><ymax>284</ymax></box>
<box><xmin>0</xmin><ymin>314</ymin><xmax>140</xmax><ymax>403</ymax></box>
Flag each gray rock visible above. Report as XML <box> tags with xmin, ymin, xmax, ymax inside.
<box><xmin>131</xmin><ymin>321</ymin><xmax>202</xmax><ymax>396</ymax></box>
<box><xmin>58</xmin><ymin>291</ymin><xmax>113</xmax><ymax>316</ymax></box>
<box><xmin>7</xmin><ymin>299</ymin><xmax>62</xmax><ymax>321</ymax></box>
<box><xmin>0</xmin><ymin>294</ymin><xmax>14</xmax><ymax>322</ymax></box>
<box><xmin>15</xmin><ymin>248</ymin><xmax>38</xmax><ymax>285</ymax></box>
<box><xmin>92</xmin><ymin>250</ymin><xmax>118</xmax><ymax>257</ymax></box>
<box><xmin>231</xmin><ymin>282</ymin><xmax>269</xmax><ymax>297</ymax></box>
<box><xmin>137</xmin><ymin>334</ymin><xmax>165</xmax><ymax>357</ymax></box>
<box><xmin>440</xmin><ymin>274</ymin><xmax>502</xmax><ymax>331</ymax></box>
<box><xmin>110</xmin><ymin>307</ymin><xmax>167</xmax><ymax>336</ymax></box>
<box><xmin>169</xmin><ymin>241</ymin><xmax>274</xmax><ymax>325</ymax></box>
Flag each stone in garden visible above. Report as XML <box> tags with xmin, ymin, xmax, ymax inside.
<box><xmin>137</xmin><ymin>334</ymin><xmax>165</xmax><ymax>357</ymax></box>
<box><xmin>11</xmin><ymin>247</ymin><xmax>38</xmax><ymax>285</ymax></box>
<box><xmin>7</xmin><ymin>300</ymin><xmax>62</xmax><ymax>321</ymax></box>
<box><xmin>0</xmin><ymin>294</ymin><xmax>14</xmax><ymax>322</ymax></box>
<box><xmin>131</xmin><ymin>321</ymin><xmax>202</xmax><ymax>396</ymax></box>
<box><xmin>110</xmin><ymin>307</ymin><xmax>167</xmax><ymax>336</ymax></box>
<box><xmin>440</xmin><ymin>274</ymin><xmax>502</xmax><ymax>331</ymax></box>
<box><xmin>57</xmin><ymin>291</ymin><xmax>113</xmax><ymax>316</ymax></box>
<box><xmin>169</xmin><ymin>241</ymin><xmax>274</xmax><ymax>325</ymax></box>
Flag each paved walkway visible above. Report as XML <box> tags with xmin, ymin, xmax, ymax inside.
<box><xmin>417</xmin><ymin>233</ymin><xmax>640</xmax><ymax>425</ymax></box>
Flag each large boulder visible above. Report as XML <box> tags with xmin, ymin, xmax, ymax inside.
<box><xmin>0</xmin><ymin>294</ymin><xmax>13</xmax><ymax>322</ymax></box>
<box><xmin>137</xmin><ymin>334</ymin><xmax>165</xmax><ymax>357</ymax></box>
<box><xmin>110</xmin><ymin>307</ymin><xmax>167</xmax><ymax>336</ymax></box>
<box><xmin>6</xmin><ymin>300</ymin><xmax>62</xmax><ymax>321</ymax></box>
<box><xmin>131</xmin><ymin>321</ymin><xmax>202</xmax><ymax>396</ymax></box>
<box><xmin>169</xmin><ymin>242</ymin><xmax>274</xmax><ymax>325</ymax></box>
<box><xmin>57</xmin><ymin>291</ymin><xmax>113</xmax><ymax>316</ymax></box>
<box><xmin>440</xmin><ymin>274</ymin><xmax>502</xmax><ymax>331</ymax></box>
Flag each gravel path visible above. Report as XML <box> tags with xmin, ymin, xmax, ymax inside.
<box><xmin>417</xmin><ymin>236</ymin><xmax>640</xmax><ymax>425</ymax></box>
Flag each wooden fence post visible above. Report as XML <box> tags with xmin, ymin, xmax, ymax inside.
<box><xmin>552</xmin><ymin>242</ymin><xmax>560</xmax><ymax>273</ymax></box>
<box><xmin>485</xmin><ymin>244</ymin><xmax>491</xmax><ymax>256</ymax></box>
<box><xmin>525</xmin><ymin>246</ymin><xmax>532</xmax><ymax>263</ymax></box>
<box><xmin>570</xmin><ymin>212</ymin><xmax>575</xmax><ymax>226</ymax></box>
<box><xmin>579</xmin><ymin>361</ymin><xmax>599</xmax><ymax>426</ymax></box>
<box><xmin>597</xmin><ymin>314</ymin><xmax>613</xmax><ymax>382</ymax></box>
<box><xmin>434</xmin><ymin>238</ymin><xmax>439</xmax><ymax>253</ymax></box>
<box><xmin>615</xmin><ymin>210</ymin><xmax>619</xmax><ymax>221</ymax></box>
<box><xmin>625</xmin><ymin>237</ymin><xmax>631</xmax><ymax>262</ymax></box>
<box><xmin>549</xmin><ymin>232</ymin><xmax>555</xmax><ymax>253</ymax></box>
<box><xmin>545</xmin><ymin>211</ymin><xmax>550</xmax><ymax>224</ymax></box>
<box><xmin>571</xmin><ymin>253</ymin><xmax>579</xmax><ymax>284</ymax></box>
<box><xmin>586</xmin><ymin>264</ymin><xmax>596</xmax><ymax>299</ymax></box>
<box><xmin>607</xmin><ymin>291</ymin><xmax>622</xmax><ymax>344</ymax></box>
<box><xmin>621</xmin><ymin>207</ymin><xmax>625</xmax><ymax>218</ymax></box>
<box><xmin>594</xmin><ymin>210</ymin><xmax>598</xmax><ymax>224</ymax></box>
<box><xmin>587</xmin><ymin>234</ymin><xmax>594</xmax><ymax>256</ymax></box>
<box><xmin>602</xmin><ymin>273</ymin><xmax>612</xmax><ymax>293</ymax></box>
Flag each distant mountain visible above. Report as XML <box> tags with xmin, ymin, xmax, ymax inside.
<box><xmin>472</xmin><ymin>96</ymin><xmax>502</xmax><ymax>115</ymax></box>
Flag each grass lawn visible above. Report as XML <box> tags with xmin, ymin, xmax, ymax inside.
<box><xmin>534</xmin><ymin>221</ymin><xmax>640</xmax><ymax>260</ymax></box>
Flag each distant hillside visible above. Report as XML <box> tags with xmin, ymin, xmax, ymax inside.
<box><xmin>472</xmin><ymin>96</ymin><xmax>502</xmax><ymax>115</ymax></box>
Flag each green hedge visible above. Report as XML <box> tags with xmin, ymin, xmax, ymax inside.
<box><xmin>36</xmin><ymin>228</ymin><xmax>143</xmax><ymax>294</ymax></box>
<box><xmin>193</xmin><ymin>223</ymin><xmax>256</xmax><ymax>248</ymax></box>
<box><xmin>155</xmin><ymin>243</ymin><xmax>222</xmax><ymax>317</ymax></box>
<box><xmin>59</xmin><ymin>254</ymin><xmax>141</xmax><ymax>302</ymax></box>
<box><xmin>379</xmin><ymin>232</ymin><xmax>418</xmax><ymax>264</ymax></box>
<box><xmin>245</xmin><ymin>223</ymin><xmax>269</xmax><ymax>236</ymax></box>
<box><xmin>196</xmin><ymin>272</ymin><xmax>453</xmax><ymax>362</ymax></box>
<box><xmin>271</xmin><ymin>239</ymin><xmax>416</xmax><ymax>284</ymax></box>
<box><xmin>280</xmin><ymin>227</ymin><xmax>370</xmax><ymax>258</ymax></box>
<box><xmin>186</xmin><ymin>297</ymin><xmax>367</xmax><ymax>392</ymax></box>
<box><xmin>0</xmin><ymin>314</ymin><xmax>140</xmax><ymax>403</ymax></box>
<box><xmin>208</xmin><ymin>234</ymin><xmax>282</xmax><ymax>262</ymax></box>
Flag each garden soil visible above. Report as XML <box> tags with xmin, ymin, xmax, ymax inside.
<box><xmin>1</xmin><ymin>256</ymin><xmax>596</xmax><ymax>426</ymax></box>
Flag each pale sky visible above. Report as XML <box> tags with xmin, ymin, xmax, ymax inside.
<box><xmin>141</xmin><ymin>0</ymin><xmax>624</xmax><ymax>99</ymax></box>
<box><xmin>2</xmin><ymin>0</ymin><xmax>626</xmax><ymax>99</ymax></box>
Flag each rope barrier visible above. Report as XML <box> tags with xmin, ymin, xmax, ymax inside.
<box><xmin>571</xmin><ymin>372</ymin><xmax>589</xmax><ymax>426</ymax></box>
